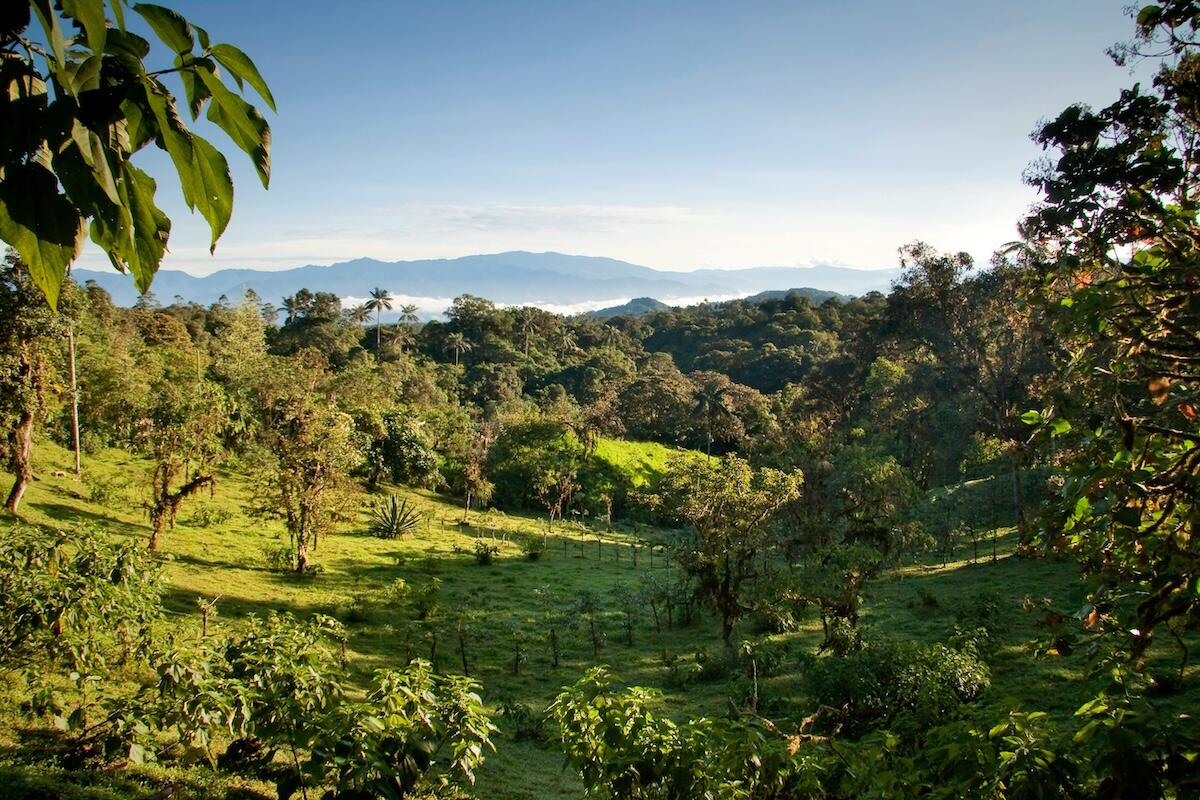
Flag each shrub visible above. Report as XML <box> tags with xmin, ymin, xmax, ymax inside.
<box><xmin>498</xmin><ymin>699</ymin><xmax>546</xmax><ymax>742</ymax></box>
<box><xmin>370</xmin><ymin>495</ymin><xmax>422</xmax><ymax>539</ymax></box>
<box><xmin>262</xmin><ymin>542</ymin><xmax>296</xmax><ymax>573</ymax></box>
<box><xmin>0</xmin><ymin>524</ymin><xmax>161</xmax><ymax>676</ymax></box>
<box><xmin>183</xmin><ymin>504</ymin><xmax>232</xmax><ymax>528</ymax></box>
<box><xmin>82</xmin><ymin>472</ymin><xmax>126</xmax><ymax>507</ymax></box>
<box><xmin>806</xmin><ymin>637</ymin><xmax>990</xmax><ymax>736</ymax></box>
<box><xmin>473</xmin><ymin>540</ymin><xmax>499</xmax><ymax>565</ymax></box>
<box><xmin>519</xmin><ymin>534</ymin><xmax>547</xmax><ymax>561</ymax></box>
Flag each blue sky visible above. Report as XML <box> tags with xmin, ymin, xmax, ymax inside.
<box><xmin>79</xmin><ymin>1</ymin><xmax>1143</xmax><ymax>275</ymax></box>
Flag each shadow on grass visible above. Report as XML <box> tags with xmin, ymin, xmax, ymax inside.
<box><xmin>24</xmin><ymin>500</ymin><xmax>146</xmax><ymax>538</ymax></box>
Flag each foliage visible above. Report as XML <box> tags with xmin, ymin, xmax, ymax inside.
<box><xmin>804</xmin><ymin>636</ymin><xmax>990</xmax><ymax>736</ymax></box>
<box><xmin>370</xmin><ymin>495</ymin><xmax>423</xmax><ymax>539</ymax></box>
<box><xmin>0</xmin><ymin>523</ymin><xmax>160</xmax><ymax>676</ymax></box>
<box><xmin>518</xmin><ymin>533</ymin><xmax>546</xmax><ymax>560</ymax></box>
<box><xmin>550</xmin><ymin>668</ymin><xmax>828</xmax><ymax>800</ymax></box>
<box><xmin>651</xmin><ymin>454</ymin><xmax>802</xmax><ymax>645</ymax></box>
<box><xmin>259</xmin><ymin>387</ymin><xmax>359</xmax><ymax>573</ymax></box>
<box><xmin>361</xmin><ymin>410</ymin><xmax>440</xmax><ymax>489</ymax></box>
<box><xmin>471</xmin><ymin>540</ymin><xmax>498</xmax><ymax>566</ymax></box>
<box><xmin>1</xmin><ymin>0</ymin><xmax>274</xmax><ymax>306</ymax></box>
<box><xmin>0</xmin><ymin>253</ymin><xmax>71</xmax><ymax>511</ymax></box>
<box><xmin>486</xmin><ymin>417</ymin><xmax>583</xmax><ymax>516</ymax></box>
<box><xmin>1020</xmin><ymin>1</ymin><xmax>1200</xmax><ymax>675</ymax></box>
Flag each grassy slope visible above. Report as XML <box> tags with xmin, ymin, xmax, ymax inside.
<box><xmin>589</xmin><ymin>438</ymin><xmax>690</xmax><ymax>487</ymax></box>
<box><xmin>3</xmin><ymin>440</ymin><xmax>1197</xmax><ymax>799</ymax></box>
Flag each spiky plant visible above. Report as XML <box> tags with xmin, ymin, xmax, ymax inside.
<box><xmin>370</xmin><ymin>496</ymin><xmax>422</xmax><ymax>539</ymax></box>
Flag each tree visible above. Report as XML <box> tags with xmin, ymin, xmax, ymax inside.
<box><xmin>515</xmin><ymin>306</ymin><xmax>538</xmax><ymax>356</ymax></box>
<box><xmin>1019</xmin><ymin>1</ymin><xmax>1200</xmax><ymax>673</ymax></box>
<box><xmin>2</xmin><ymin>0</ymin><xmax>274</xmax><ymax>307</ymax></box>
<box><xmin>889</xmin><ymin>242</ymin><xmax>1050</xmax><ymax>524</ymax></box>
<box><xmin>446</xmin><ymin>332</ymin><xmax>472</xmax><ymax>366</ymax></box>
<box><xmin>652</xmin><ymin>455</ymin><xmax>802</xmax><ymax>646</ymax></box>
<box><xmin>260</xmin><ymin>381</ymin><xmax>358</xmax><ymax>573</ymax></box>
<box><xmin>138</xmin><ymin>370</ymin><xmax>225</xmax><ymax>550</ymax></box>
<box><xmin>364</xmin><ymin>287</ymin><xmax>394</xmax><ymax>350</ymax></box>
<box><xmin>0</xmin><ymin>253</ymin><xmax>70</xmax><ymax>511</ymax></box>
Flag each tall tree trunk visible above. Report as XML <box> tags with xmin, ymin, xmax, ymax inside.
<box><xmin>68</xmin><ymin>324</ymin><xmax>80</xmax><ymax>475</ymax></box>
<box><xmin>4</xmin><ymin>409</ymin><xmax>34</xmax><ymax>513</ymax></box>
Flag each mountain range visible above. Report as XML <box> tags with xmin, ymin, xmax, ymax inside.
<box><xmin>72</xmin><ymin>251</ymin><xmax>901</xmax><ymax>317</ymax></box>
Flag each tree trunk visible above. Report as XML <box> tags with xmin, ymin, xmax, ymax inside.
<box><xmin>296</xmin><ymin>535</ymin><xmax>309</xmax><ymax>573</ymax></box>
<box><xmin>1008</xmin><ymin>453</ymin><xmax>1025</xmax><ymax>532</ymax></box>
<box><xmin>68</xmin><ymin>324</ymin><xmax>80</xmax><ymax>475</ymax></box>
<box><xmin>4</xmin><ymin>409</ymin><xmax>34</xmax><ymax>513</ymax></box>
<box><xmin>149</xmin><ymin>471</ymin><xmax>214</xmax><ymax>550</ymax></box>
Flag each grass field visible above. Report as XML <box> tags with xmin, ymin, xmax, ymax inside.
<box><xmin>2</xmin><ymin>438</ymin><xmax>1197</xmax><ymax>799</ymax></box>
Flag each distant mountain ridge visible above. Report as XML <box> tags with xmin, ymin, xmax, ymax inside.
<box><xmin>72</xmin><ymin>251</ymin><xmax>900</xmax><ymax>314</ymax></box>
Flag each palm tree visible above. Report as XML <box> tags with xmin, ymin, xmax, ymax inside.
<box><xmin>694</xmin><ymin>381</ymin><xmax>736</xmax><ymax>458</ymax></box>
<box><xmin>399</xmin><ymin>303</ymin><xmax>420</xmax><ymax>325</ymax></box>
<box><xmin>349</xmin><ymin>303</ymin><xmax>372</xmax><ymax>326</ymax></box>
<box><xmin>515</xmin><ymin>307</ymin><xmax>538</xmax><ymax>356</ymax></box>
<box><xmin>600</xmin><ymin>324</ymin><xmax>622</xmax><ymax>349</ymax></box>
<box><xmin>555</xmin><ymin>327</ymin><xmax>578</xmax><ymax>359</ymax></box>
<box><xmin>281</xmin><ymin>295</ymin><xmax>302</xmax><ymax>325</ymax></box>
<box><xmin>383</xmin><ymin>324</ymin><xmax>414</xmax><ymax>355</ymax></box>
<box><xmin>364</xmin><ymin>287</ymin><xmax>394</xmax><ymax>350</ymax></box>
<box><xmin>446</xmin><ymin>332</ymin><xmax>472</xmax><ymax>366</ymax></box>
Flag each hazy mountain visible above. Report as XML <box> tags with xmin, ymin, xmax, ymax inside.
<box><xmin>72</xmin><ymin>251</ymin><xmax>900</xmax><ymax>314</ymax></box>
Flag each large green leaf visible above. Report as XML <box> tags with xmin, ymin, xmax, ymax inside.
<box><xmin>133</xmin><ymin>3</ymin><xmax>194</xmax><ymax>55</ymax></box>
<box><xmin>115</xmin><ymin>161</ymin><xmax>170</xmax><ymax>292</ymax></box>
<box><xmin>196</xmin><ymin>68</ymin><xmax>271</xmax><ymax>188</ymax></box>
<box><xmin>61</xmin><ymin>0</ymin><xmax>108</xmax><ymax>56</ymax></box>
<box><xmin>176</xmin><ymin>55</ymin><xmax>212</xmax><ymax>119</ymax></box>
<box><xmin>142</xmin><ymin>86</ymin><xmax>232</xmax><ymax>250</ymax></box>
<box><xmin>53</xmin><ymin>126</ymin><xmax>122</xmax><ymax>231</ymax></box>
<box><xmin>0</xmin><ymin>162</ymin><xmax>85</xmax><ymax>308</ymax></box>
<box><xmin>189</xmin><ymin>134</ymin><xmax>233</xmax><ymax>252</ymax></box>
<box><xmin>210</xmin><ymin>43</ymin><xmax>276</xmax><ymax>111</ymax></box>
<box><xmin>29</xmin><ymin>0</ymin><xmax>67</xmax><ymax>70</ymax></box>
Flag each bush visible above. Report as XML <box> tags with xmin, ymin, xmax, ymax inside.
<box><xmin>473</xmin><ymin>540</ymin><xmax>499</xmax><ymax>565</ymax></box>
<box><xmin>262</xmin><ymin>542</ymin><xmax>295</xmax><ymax>573</ymax></box>
<box><xmin>182</xmin><ymin>504</ymin><xmax>232</xmax><ymax>528</ymax></box>
<box><xmin>519</xmin><ymin>534</ymin><xmax>547</xmax><ymax>561</ymax></box>
<box><xmin>498</xmin><ymin>698</ymin><xmax>546</xmax><ymax>742</ymax></box>
<box><xmin>369</xmin><ymin>495</ymin><xmax>422</xmax><ymax>539</ymax></box>
<box><xmin>82</xmin><ymin>472</ymin><xmax>126</xmax><ymax>507</ymax></box>
<box><xmin>806</xmin><ymin>637</ymin><xmax>990</xmax><ymax>736</ymax></box>
<box><xmin>0</xmin><ymin>524</ymin><xmax>161</xmax><ymax>676</ymax></box>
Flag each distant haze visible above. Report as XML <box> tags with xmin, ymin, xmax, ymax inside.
<box><xmin>74</xmin><ymin>251</ymin><xmax>900</xmax><ymax>317</ymax></box>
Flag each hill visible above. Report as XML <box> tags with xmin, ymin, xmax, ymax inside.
<box><xmin>584</xmin><ymin>297</ymin><xmax>672</xmax><ymax>318</ymax></box>
<box><xmin>73</xmin><ymin>251</ymin><xmax>900</xmax><ymax>313</ymax></box>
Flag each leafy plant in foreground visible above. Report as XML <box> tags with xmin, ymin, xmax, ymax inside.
<box><xmin>370</xmin><ymin>495</ymin><xmax>422</xmax><ymax>539</ymax></box>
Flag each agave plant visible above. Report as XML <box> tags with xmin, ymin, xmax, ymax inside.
<box><xmin>370</xmin><ymin>496</ymin><xmax>422</xmax><ymax>539</ymax></box>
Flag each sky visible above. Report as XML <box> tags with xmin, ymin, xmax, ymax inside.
<box><xmin>78</xmin><ymin>0</ymin><xmax>1144</xmax><ymax>276</ymax></box>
